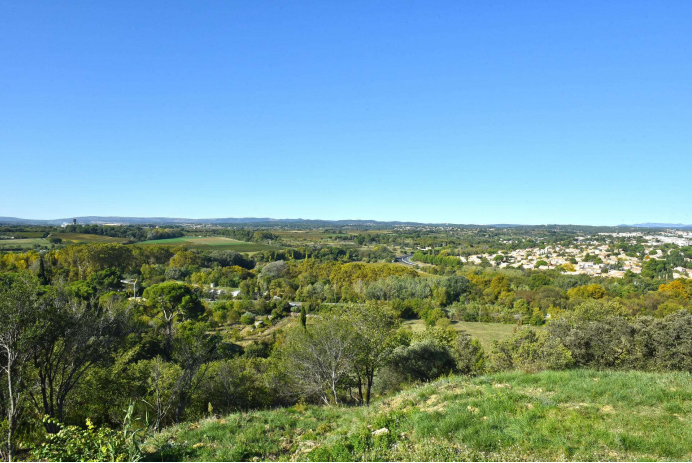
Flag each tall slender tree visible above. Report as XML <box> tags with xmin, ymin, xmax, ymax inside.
<box><xmin>0</xmin><ymin>275</ymin><xmax>44</xmax><ymax>461</ymax></box>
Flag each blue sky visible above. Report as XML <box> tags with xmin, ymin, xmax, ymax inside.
<box><xmin>1</xmin><ymin>1</ymin><xmax>691</xmax><ymax>225</ymax></box>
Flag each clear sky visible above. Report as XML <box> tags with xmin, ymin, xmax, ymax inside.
<box><xmin>1</xmin><ymin>1</ymin><xmax>691</xmax><ymax>225</ymax></box>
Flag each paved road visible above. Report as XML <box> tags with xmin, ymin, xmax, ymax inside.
<box><xmin>395</xmin><ymin>254</ymin><xmax>415</xmax><ymax>266</ymax></box>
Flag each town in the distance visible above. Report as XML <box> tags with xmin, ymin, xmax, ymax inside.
<box><xmin>456</xmin><ymin>229</ymin><xmax>692</xmax><ymax>279</ymax></box>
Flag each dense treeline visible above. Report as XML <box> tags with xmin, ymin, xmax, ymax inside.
<box><xmin>252</xmin><ymin>244</ymin><xmax>395</xmax><ymax>263</ymax></box>
<box><xmin>412</xmin><ymin>251</ymin><xmax>464</xmax><ymax>267</ymax></box>
<box><xmin>489</xmin><ymin>303</ymin><xmax>692</xmax><ymax>374</ymax></box>
<box><xmin>2</xmin><ymin>243</ymin><xmax>690</xmax><ymax>323</ymax></box>
<box><xmin>56</xmin><ymin>224</ymin><xmax>185</xmax><ymax>242</ymax></box>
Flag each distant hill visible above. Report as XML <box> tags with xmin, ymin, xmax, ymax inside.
<box><xmin>0</xmin><ymin>216</ymin><xmax>276</xmax><ymax>226</ymax></box>
<box><xmin>0</xmin><ymin>216</ymin><xmax>439</xmax><ymax>227</ymax></box>
<box><xmin>619</xmin><ymin>223</ymin><xmax>692</xmax><ymax>229</ymax></box>
<box><xmin>1</xmin><ymin>216</ymin><xmax>689</xmax><ymax>229</ymax></box>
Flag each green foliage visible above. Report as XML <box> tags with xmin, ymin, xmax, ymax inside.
<box><xmin>488</xmin><ymin>328</ymin><xmax>573</xmax><ymax>373</ymax></box>
<box><xmin>528</xmin><ymin>307</ymin><xmax>545</xmax><ymax>325</ymax></box>
<box><xmin>411</xmin><ymin>251</ymin><xmax>463</xmax><ymax>267</ymax></box>
<box><xmin>32</xmin><ymin>406</ymin><xmax>143</xmax><ymax>462</ymax></box>
<box><xmin>561</xmin><ymin>299</ymin><xmax>626</xmax><ymax>322</ymax></box>
<box><xmin>453</xmin><ymin>332</ymin><xmax>485</xmax><ymax>375</ymax></box>
<box><xmin>387</xmin><ymin>340</ymin><xmax>457</xmax><ymax>382</ymax></box>
<box><xmin>529</xmin><ymin>272</ymin><xmax>552</xmax><ymax>289</ymax></box>
<box><xmin>143</xmin><ymin>281</ymin><xmax>205</xmax><ymax>319</ymax></box>
<box><xmin>549</xmin><ymin>310</ymin><xmax>692</xmax><ymax>371</ymax></box>
<box><xmin>240</xmin><ymin>312</ymin><xmax>256</xmax><ymax>325</ymax></box>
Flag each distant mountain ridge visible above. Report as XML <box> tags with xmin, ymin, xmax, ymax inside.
<box><xmin>0</xmin><ymin>216</ymin><xmax>440</xmax><ymax>226</ymax></box>
<box><xmin>619</xmin><ymin>223</ymin><xmax>692</xmax><ymax>229</ymax></box>
<box><xmin>0</xmin><ymin>216</ymin><xmax>277</xmax><ymax>225</ymax></box>
<box><xmin>1</xmin><ymin>216</ymin><xmax>689</xmax><ymax>228</ymax></box>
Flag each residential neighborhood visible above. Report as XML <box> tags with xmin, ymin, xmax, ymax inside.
<box><xmin>457</xmin><ymin>230</ymin><xmax>692</xmax><ymax>279</ymax></box>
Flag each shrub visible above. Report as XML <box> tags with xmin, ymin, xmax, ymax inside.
<box><xmin>548</xmin><ymin>317</ymin><xmax>636</xmax><ymax>369</ymax></box>
<box><xmin>454</xmin><ymin>332</ymin><xmax>485</xmax><ymax>375</ymax></box>
<box><xmin>488</xmin><ymin>328</ymin><xmax>573</xmax><ymax>373</ymax></box>
<box><xmin>240</xmin><ymin>312</ymin><xmax>256</xmax><ymax>325</ymax></box>
<box><xmin>423</xmin><ymin>307</ymin><xmax>447</xmax><ymax>326</ymax></box>
<box><xmin>32</xmin><ymin>406</ymin><xmax>142</xmax><ymax>462</ymax></box>
<box><xmin>549</xmin><ymin>311</ymin><xmax>692</xmax><ymax>371</ymax></box>
<box><xmin>528</xmin><ymin>307</ymin><xmax>545</xmax><ymax>326</ymax></box>
<box><xmin>387</xmin><ymin>340</ymin><xmax>457</xmax><ymax>382</ymax></box>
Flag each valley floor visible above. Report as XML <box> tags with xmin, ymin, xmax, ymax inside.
<box><xmin>142</xmin><ymin>369</ymin><xmax>692</xmax><ymax>462</ymax></box>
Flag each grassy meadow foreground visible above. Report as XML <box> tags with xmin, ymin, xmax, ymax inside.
<box><xmin>145</xmin><ymin>369</ymin><xmax>692</xmax><ymax>462</ymax></box>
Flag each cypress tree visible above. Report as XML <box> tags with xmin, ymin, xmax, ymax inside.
<box><xmin>37</xmin><ymin>256</ymin><xmax>49</xmax><ymax>285</ymax></box>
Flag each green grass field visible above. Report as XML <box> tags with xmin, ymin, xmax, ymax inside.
<box><xmin>0</xmin><ymin>231</ymin><xmax>45</xmax><ymax>238</ymax></box>
<box><xmin>51</xmin><ymin>233</ymin><xmax>129</xmax><ymax>244</ymax></box>
<box><xmin>0</xmin><ymin>238</ymin><xmax>49</xmax><ymax>249</ymax></box>
<box><xmin>136</xmin><ymin>236</ymin><xmax>280</xmax><ymax>252</ymax></box>
<box><xmin>403</xmin><ymin>319</ymin><xmax>520</xmax><ymax>350</ymax></box>
<box><xmin>143</xmin><ymin>369</ymin><xmax>692</xmax><ymax>461</ymax></box>
<box><xmin>0</xmin><ymin>232</ymin><xmax>127</xmax><ymax>249</ymax></box>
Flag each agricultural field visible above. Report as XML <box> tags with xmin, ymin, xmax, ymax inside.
<box><xmin>51</xmin><ymin>233</ymin><xmax>130</xmax><ymax>244</ymax></box>
<box><xmin>0</xmin><ymin>231</ymin><xmax>45</xmax><ymax>239</ymax></box>
<box><xmin>0</xmin><ymin>237</ymin><xmax>49</xmax><ymax>250</ymax></box>
<box><xmin>137</xmin><ymin>235</ymin><xmax>281</xmax><ymax>252</ymax></box>
<box><xmin>403</xmin><ymin>319</ymin><xmax>520</xmax><ymax>350</ymax></box>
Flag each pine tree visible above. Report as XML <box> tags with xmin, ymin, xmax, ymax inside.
<box><xmin>300</xmin><ymin>305</ymin><xmax>307</xmax><ymax>329</ymax></box>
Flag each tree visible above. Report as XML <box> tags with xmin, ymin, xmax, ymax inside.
<box><xmin>528</xmin><ymin>307</ymin><xmax>545</xmax><ymax>325</ymax></box>
<box><xmin>198</xmin><ymin>358</ymin><xmax>273</xmax><ymax>415</ymax></box>
<box><xmin>170</xmin><ymin>322</ymin><xmax>220</xmax><ymax>422</ymax></box>
<box><xmin>240</xmin><ymin>312</ymin><xmax>255</xmax><ymax>325</ymax></box>
<box><xmin>529</xmin><ymin>272</ymin><xmax>552</xmax><ymax>289</ymax></box>
<box><xmin>454</xmin><ymin>332</ymin><xmax>485</xmax><ymax>375</ymax></box>
<box><xmin>300</xmin><ymin>305</ymin><xmax>307</xmax><ymax>329</ymax></box>
<box><xmin>138</xmin><ymin>357</ymin><xmax>182</xmax><ymax>431</ymax></box>
<box><xmin>260</xmin><ymin>261</ymin><xmax>287</xmax><ymax>280</ymax></box>
<box><xmin>488</xmin><ymin>328</ymin><xmax>573</xmax><ymax>373</ymax></box>
<box><xmin>208</xmin><ymin>250</ymin><xmax>254</xmax><ymax>270</ymax></box>
<box><xmin>387</xmin><ymin>340</ymin><xmax>457</xmax><ymax>382</ymax></box>
<box><xmin>143</xmin><ymin>282</ymin><xmax>204</xmax><ymax>359</ymax></box>
<box><xmin>37</xmin><ymin>256</ymin><xmax>49</xmax><ymax>285</ymax></box>
<box><xmin>31</xmin><ymin>286</ymin><xmax>130</xmax><ymax>432</ymax></box>
<box><xmin>0</xmin><ymin>274</ymin><xmax>44</xmax><ymax>461</ymax></box>
<box><xmin>281</xmin><ymin>314</ymin><xmax>356</xmax><ymax>405</ymax></box>
<box><xmin>443</xmin><ymin>275</ymin><xmax>471</xmax><ymax>302</ymax></box>
<box><xmin>347</xmin><ymin>304</ymin><xmax>399</xmax><ymax>405</ymax></box>
<box><xmin>136</xmin><ymin>322</ymin><xmax>219</xmax><ymax>429</ymax></box>
<box><xmin>567</xmin><ymin>284</ymin><xmax>606</xmax><ymax>300</ymax></box>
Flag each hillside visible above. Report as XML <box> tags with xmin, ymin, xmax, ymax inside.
<box><xmin>142</xmin><ymin>369</ymin><xmax>692</xmax><ymax>462</ymax></box>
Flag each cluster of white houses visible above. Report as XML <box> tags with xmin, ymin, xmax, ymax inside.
<box><xmin>458</xmin><ymin>233</ymin><xmax>692</xmax><ymax>280</ymax></box>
